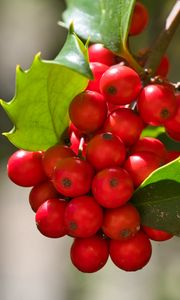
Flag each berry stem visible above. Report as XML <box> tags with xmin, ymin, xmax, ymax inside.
<box><xmin>145</xmin><ymin>1</ymin><xmax>180</xmax><ymax>75</ymax></box>
<box><xmin>122</xmin><ymin>48</ymin><xmax>143</xmax><ymax>73</ymax></box>
<box><xmin>78</xmin><ymin>136</ymin><xmax>85</xmax><ymax>158</ymax></box>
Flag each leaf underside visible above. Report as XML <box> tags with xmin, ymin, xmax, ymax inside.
<box><xmin>132</xmin><ymin>158</ymin><xmax>180</xmax><ymax>236</ymax></box>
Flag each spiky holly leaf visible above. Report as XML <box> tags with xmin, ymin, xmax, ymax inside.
<box><xmin>132</xmin><ymin>158</ymin><xmax>180</xmax><ymax>236</ymax></box>
<box><xmin>62</xmin><ymin>0</ymin><xmax>137</xmax><ymax>56</ymax></box>
<box><xmin>0</xmin><ymin>27</ymin><xmax>92</xmax><ymax>151</ymax></box>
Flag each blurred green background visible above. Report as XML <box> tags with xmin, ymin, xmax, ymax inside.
<box><xmin>0</xmin><ymin>1</ymin><xmax>179</xmax><ymax>300</ymax></box>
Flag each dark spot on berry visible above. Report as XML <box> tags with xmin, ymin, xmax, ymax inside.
<box><xmin>62</xmin><ymin>177</ymin><xmax>72</xmax><ymax>188</ymax></box>
<box><xmin>107</xmin><ymin>86</ymin><xmax>117</xmax><ymax>95</ymax></box>
<box><xmin>109</xmin><ymin>178</ymin><xmax>119</xmax><ymax>187</ymax></box>
<box><xmin>102</xmin><ymin>133</ymin><xmax>113</xmax><ymax>140</ymax></box>
<box><xmin>160</xmin><ymin>108</ymin><xmax>170</xmax><ymax>119</ymax></box>
<box><xmin>69</xmin><ymin>221</ymin><xmax>78</xmax><ymax>231</ymax></box>
<box><xmin>120</xmin><ymin>228</ymin><xmax>131</xmax><ymax>238</ymax></box>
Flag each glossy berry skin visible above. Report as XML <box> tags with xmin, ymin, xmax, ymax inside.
<box><xmin>100</xmin><ymin>65</ymin><xmax>142</xmax><ymax>105</ymax></box>
<box><xmin>102</xmin><ymin>204</ymin><xmax>141</xmax><ymax>240</ymax></box>
<box><xmin>70</xmin><ymin>235</ymin><xmax>109</xmax><ymax>273</ymax></box>
<box><xmin>124</xmin><ymin>151</ymin><xmax>162</xmax><ymax>187</ymax></box>
<box><xmin>86</xmin><ymin>132</ymin><xmax>126</xmax><ymax>171</ymax></box>
<box><xmin>52</xmin><ymin>157</ymin><xmax>94</xmax><ymax>197</ymax></box>
<box><xmin>131</xmin><ymin>137</ymin><xmax>168</xmax><ymax>163</ymax></box>
<box><xmin>88</xmin><ymin>43</ymin><xmax>116</xmax><ymax>66</ymax></box>
<box><xmin>29</xmin><ymin>181</ymin><xmax>60</xmax><ymax>212</ymax></box>
<box><xmin>64</xmin><ymin>196</ymin><xmax>103</xmax><ymax>238</ymax></box>
<box><xmin>69</xmin><ymin>90</ymin><xmax>107</xmax><ymax>134</ymax></box>
<box><xmin>92</xmin><ymin>168</ymin><xmax>134</xmax><ymax>208</ymax></box>
<box><xmin>7</xmin><ymin>150</ymin><xmax>47</xmax><ymax>187</ymax></box>
<box><xmin>86</xmin><ymin>62</ymin><xmax>109</xmax><ymax>93</ymax></box>
<box><xmin>164</xmin><ymin>94</ymin><xmax>180</xmax><ymax>134</ymax></box>
<box><xmin>109</xmin><ymin>231</ymin><xmax>152</xmax><ymax>271</ymax></box>
<box><xmin>156</xmin><ymin>55</ymin><xmax>170</xmax><ymax>77</ymax></box>
<box><xmin>42</xmin><ymin>144</ymin><xmax>74</xmax><ymax>178</ymax></box>
<box><xmin>35</xmin><ymin>198</ymin><xmax>67</xmax><ymax>238</ymax></box>
<box><xmin>138</xmin><ymin>84</ymin><xmax>177</xmax><ymax>126</ymax></box>
<box><xmin>166</xmin><ymin>151</ymin><xmax>180</xmax><ymax>163</ymax></box>
<box><xmin>166</xmin><ymin>129</ymin><xmax>180</xmax><ymax>142</ymax></box>
<box><xmin>142</xmin><ymin>225</ymin><xmax>173</xmax><ymax>241</ymax></box>
<box><xmin>129</xmin><ymin>2</ymin><xmax>149</xmax><ymax>36</ymax></box>
<box><xmin>104</xmin><ymin>108</ymin><xmax>144</xmax><ymax>146</ymax></box>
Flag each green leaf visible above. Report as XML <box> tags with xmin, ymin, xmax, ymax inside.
<box><xmin>0</xmin><ymin>28</ymin><xmax>91</xmax><ymax>151</ymax></box>
<box><xmin>62</xmin><ymin>0</ymin><xmax>136</xmax><ymax>54</ymax></box>
<box><xmin>132</xmin><ymin>158</ymin><xmax>180</xmax><ymax>236</ymax></box>
<box><xmin>141</xmin><ymin>125</ymin><xmax>165</xmax><ymax>138</ymax></box>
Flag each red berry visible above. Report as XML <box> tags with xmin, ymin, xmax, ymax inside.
<box><xmin>7</xmin><ymin>150</ymin><xmax>47</xmax><ymax>187</ymax></box>
<box><xmin>129</xmin><ymin>2</ymin><xmax>149</xmax><ymax>36</ymax></box>
<box><xmin>35</xmin><ymin>198</ymin><xmax>67</xmax><ymax>238</ymax></box>
<box><xmin>109</xmin><ymin>231</ymin><xmax>152</xmax><ymax>271</ymax></box>
<box><xmin>138</xmin><ymin>84</ymin><xmax>177</xmax><ymax>125</ymax></box>
<box><xmin>131</xmin><ymin>137</ymin><xmax>168</xmax><ymax>163</ymax></box>
<box><xmin>102</xmin><ymin>204</ymin><xmax>141</xmax><ymax>240</ymax></box>
<box><xmin>164</xmin><ymin>94</ymin><xmax>180</xmax><ymax>134</ymax></box>
<box><xmin>104</xmin><ymin>108</ymin><xmax>144</xmax><ymax>146</ymax></box>
<box><xmin>124</xmin><ymin>151</ymin><xmax>162</xmax><ymax>187</ymax></box>
<box><xmin>86</xmin><ymin>62</ymin><xmax>109</xmax><ymax>93</ymax></box>
<box><xmin>86</xmin><ymin>132</ymin><xmax>126</xmax><ymax>170</ymax></box>
<box><xmin>88</xmin><ymin>43</ymin><xmax>116</xmax><ymax>66</ymax></box>
<box><xmin>166</xmin><ymin>151</ymin><xmax>180</xmax><ymax>163</ymax></box>
<box><xmin>166</xmin><ymin>129</ymin><xmax>180</xmax><ymax>142</ymax></box>
<box><xmin>70</xmin><ymin>235</ymin><xmax>109</xmax><ymax>273</ymax></box>
<box><xmin>100</xmin><ymin>65</ymin><xmax>142</xmax><ymax>105</ymax></box>
<box><xmin>29</xmin><ymin>181</ymin><xmax>60</xmax><ymax>212</ymax></box>
<box><xmin>156</xmin><ymin>55</ymin><xmax>170</xmax><ymax>77</ymax></box>
<box><xmin>69</xmin><ymin>90</ymin><xmax>107</xmax><ymax>134</ymax></box>
<box><xmin>42</xmin><ymin>144</ymin><xmax>74</xmax><ymax>178</ymax></box>
<box><xmin>52</xmin><ymin>157</ymin><xmax>94</xmax><ymax>197</ymax></box>
<box><xmin>92</xmin><ymin>168</ymin><xmax>134</xmax><ymax>208</ymax></box>
<box><xmin>64</xmin><ymin>196</ymin><xmax>103</xmax><ymax>238</ymax></box>
<box><xmin>142</xmin><ymin>225</ymin><xmax>173</xmax><ymax>241</ymax></box>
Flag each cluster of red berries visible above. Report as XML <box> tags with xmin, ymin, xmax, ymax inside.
<box><xmin>7</xmin><ymin>57</ymin><xmax>179</xmax><ymax>273</ymax></box>
<box><xmin>6</xmin><ymin>1</ymin><xmax>180</xmax><ymax>273</ymax></box>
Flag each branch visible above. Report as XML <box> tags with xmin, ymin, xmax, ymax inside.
<box><xmin>145</xmin><ymin>1</ymin><xmax>180</xmax><ymax>75</ymax></box>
